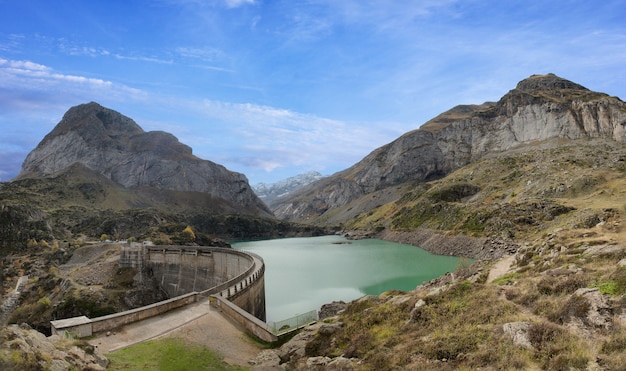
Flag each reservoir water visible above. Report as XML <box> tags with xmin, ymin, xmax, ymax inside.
<box><xmin>233</xmin><ymin>235</ymin><xmax>462</xmax><ymax>322</ymax></box>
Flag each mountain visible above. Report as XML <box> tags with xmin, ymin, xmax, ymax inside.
<box><xmin>252</xmin><ymin>75</ymin><xmax>626</xmax><ymax>370</ymax></box>
<box><xmin>0</xmin><ymin>103</ymin><xmax>334</xmax><ymax>250</ymax></box>
<box><xmin>271</xmin><ymin>74</ymin><xmax>626</xmax><ymax>223</ymax></box>
<box><xmin>18</xmin><ymin>102</ymin><xmax>270</xmax><ymax>215</ymax></box>
<box><xmin>253</xmin><ymin>171</ymin><xmax>325</xmax><ymax>203</ymax></box>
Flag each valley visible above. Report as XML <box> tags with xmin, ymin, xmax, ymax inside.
<box><xmin>2</xmin><ymin>74</ymin><xmax>626</xmax><ymax>369</ymax></box>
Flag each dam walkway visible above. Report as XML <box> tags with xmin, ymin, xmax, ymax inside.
<box><xmin>89</xmin><ymin>298</ymin><xmax>261</xmax><ymax>366</ymax></box>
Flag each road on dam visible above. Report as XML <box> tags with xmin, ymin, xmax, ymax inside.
<box><xmin>89</xmin><ymin>298</ymin><xmax>262</xmax><ymax>366</ymax></box>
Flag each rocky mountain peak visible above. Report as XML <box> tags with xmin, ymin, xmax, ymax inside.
<box><xmin>42</xmin><ymin>102</ymin><xmax>143</xmax><ymax>145</ymax></box>
<box><xmin>17</xmin><ymin>102</ymin><xmax>271</xmax><ymax>216</ymax></box>
<box><xmin>271</xmin><ymin>74</ymin><xmax>626</xmax><ymax>222</ymax></box>
<box><xmin>253</xmin><ymin>171</ymin><xmax>325</xmax><ymax>203</ymax></box>
<box><xmin>514</xmin><ymin>73</ymin><xmax>589</xmax><ymax>93</ymax></box>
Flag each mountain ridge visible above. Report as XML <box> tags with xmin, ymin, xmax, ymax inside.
<box><xmin>270</xmin><ymin>73</ymin><xmax>626</xmax><ymax>222</ymax></box>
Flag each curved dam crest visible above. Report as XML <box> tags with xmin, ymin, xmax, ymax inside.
<box><xmin>52</xmin><ymin>245</ymin><xmax>268</xmax><ymax>340</ymax></box>
<box><xmin>137</xmin><ymin>245</ymin><xmax>266</xmax><ymax>321</ymax></box>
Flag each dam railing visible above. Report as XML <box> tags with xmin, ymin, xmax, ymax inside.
<box><xmin>268</xmin><ymin>310</ymin><xmax>318</xmax><ymax>336</ymax></box>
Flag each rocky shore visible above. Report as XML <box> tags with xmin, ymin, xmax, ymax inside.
<box><xmin>345</xmin><ymin>227</ymin><xmax>519</xmax><ymax>260</ymax></box>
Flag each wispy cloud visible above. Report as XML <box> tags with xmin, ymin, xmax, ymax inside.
<box><xmin>0</xmin><ymin>34</ymin><xmax>26</xmax><ymax>53</ymax></box>
<box><xmin>0</xmin><ymin>58</ymin><xmax>112</xmax><ymax>87</ymax></box>
<box><xmin>114</xmin><ymin>54</ymin><xmax>174</xmax><ymax>64</ymax></box>
<box><xmin>224</xmin><ymin>0</ymin><xmax>256</xmax><ymax>8</ymax></box>
<box><xmin>0</xmin><ymin>58</ymin><xmax>147</xmax><ymax>110</ymax></box>
<box><xmin>58</xmin><ymin>39</ymin><xmax>111</xmax><ymax>57</ymax></box>
<box><xmin>173</xmin><ymin>99</ymin><xmax>404</xmax><ymax>175</ymax></box>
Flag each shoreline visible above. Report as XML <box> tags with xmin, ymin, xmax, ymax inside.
<box><xmin>346</xmin><ymin>227</ymin><xmax>519</xmax><ymax>260</ymax></box>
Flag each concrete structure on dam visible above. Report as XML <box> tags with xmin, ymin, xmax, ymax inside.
<box><xmin>131</xmin><ymin>245</ymin><xmax>266</xmax><ymax>321</ymax></box>
<box><xmin>52</xmin><ymin>244</ymin><xmax>272</xmax><ymax>340</ymax></box>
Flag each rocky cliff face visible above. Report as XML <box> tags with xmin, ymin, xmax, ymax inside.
<box><xmin>18</xmin><ymin>102</ymin><xmax>270</xmax><ymax>216</ymax></box>
<box><xmin>272</xmin><ymin>74</ymin><xmax>626</xmax><ymax>221</ymax></box>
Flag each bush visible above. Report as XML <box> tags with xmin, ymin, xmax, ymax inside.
<box><xmin>527</xmin><ymin>322</ymin><xmax>589</xmax><ymax>370</ymax></box>
<box><xmin>601</xmin><ymin>332</ymin><xmax>626</xmax><ymax>354</ymax></box>
<box><xmin>537</xmin><ymin>275</ymin><xmax>589</xmax><ymax>295</ymax></box>
<box><xmin>551</xmin><ymin>294</ymin><xmax>590</xmax><ymax>324</ymax></box>
<box><xmin>599</xmin><ymin>331</ymin><xmax>626</xmax><ymax>370</ymax></box>
<box><xmin>420</xmin><ymin>328</ymin><xmax>488</xmax><ymax>360</ymax></box>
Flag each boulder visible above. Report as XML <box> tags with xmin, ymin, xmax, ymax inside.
<box><xmin>318</xmin><ymin>301</ymin><xmax>346</xmax><ymax>319</ymax></box>
<box><xmin>502</xmin><ymin>322</ymin><xmax>534</xmax><ymax>350</ymax></box>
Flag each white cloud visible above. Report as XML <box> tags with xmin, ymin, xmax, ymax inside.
<box><xmin>0</xmin><ymin>58</ymin><xmax>50</xmax><ymax>72</ymax></box>
<box><xmin>0</xmin><ymin>58</ymin><xmax>147</xmax><ymax>103</ymax></box>
<box><xmin>169</xmin><ymin>98</ymin><xmax>404</xmax><ymax>176</ymax></box>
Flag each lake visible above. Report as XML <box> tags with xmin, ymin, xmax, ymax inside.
<box><xmin>233</xmin><ymin>235</ymin><xmax>462</xmax><ymax>322</ymax></box>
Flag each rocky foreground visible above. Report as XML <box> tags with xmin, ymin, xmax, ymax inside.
<box><xmin>0</xmin><ymin>323</ymin><xmax>108</xmax><ymax>370</ymax></box>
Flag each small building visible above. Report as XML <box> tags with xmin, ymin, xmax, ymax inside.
<box><xmin>50</xmin><ymin>316</ymin><xmax>92</xmax><ymax>338</ymax></box>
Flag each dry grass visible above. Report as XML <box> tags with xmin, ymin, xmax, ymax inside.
<box><xmin>305</xmin><ymin>214</ymin><xmax>626</xmax><ymax>370</ymax></box>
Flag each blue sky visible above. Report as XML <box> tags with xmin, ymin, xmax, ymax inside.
<box><xmin>1</xmin><ymin>0</ymin><xmax>625</xmax><ymax>184</ymax></box>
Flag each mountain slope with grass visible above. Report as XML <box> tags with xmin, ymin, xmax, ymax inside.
<box><xmin>254</xmin><ymin>75</ymin><xmax>626</xmax><ymax>370</ymax></box>
<box><xmin>266</xmin><ymin>137</ymin><xmax>626</xmax><ymax>370</ymax></box>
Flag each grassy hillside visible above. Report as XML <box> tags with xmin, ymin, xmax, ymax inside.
<box><xmin>280</xmin><ymin>138</ymin><xmax>626</xmax><ymax>369</ymax></box>
<box><xmin>344</xmin><ymin>138</ymin><xmax>626</xmax><ymax>242</ymax></box>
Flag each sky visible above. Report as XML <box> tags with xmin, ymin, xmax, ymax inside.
<box><xmin>1</xmin><ymin>1</ymin><xmax>625</xmax><ymax>185</ymax></box>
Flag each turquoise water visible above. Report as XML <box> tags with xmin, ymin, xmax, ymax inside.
<box><xmin>233</xmin><ymin>235</ymin><xmax>462</xmax><ymax>322</ymax></box>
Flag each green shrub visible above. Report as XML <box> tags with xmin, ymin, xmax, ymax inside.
<box><xmin>593</xmin><ymin>280</ymin><xmax>620</xmax><ymax>296</ymax></box>
<box><xmin>493</xmin><ymin>272</ymin><xmax>519</xmax><ymax>285</ymax></box>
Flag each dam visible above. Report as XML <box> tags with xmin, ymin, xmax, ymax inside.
<box><xmin>133</xmin><ymin>245</ymin><xmax>266</xmax><ymax>321</ymax></box>
<box><xmin>51</xmin><ymin>244</ymin><xmax>272</xmax><ymax>341</ymax></box>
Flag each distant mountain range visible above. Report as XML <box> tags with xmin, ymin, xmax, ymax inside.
<box><xmin>4</xmin><ymin>73</ymin><xmax>626</xmax><ymax>249</ymax></box>
<box><xmin>3</xmin><ymin>74</ymin><xmax>626</xmax><ymax>370</ymax></box>
<box><xmin>253</xmin><ymin>171</ymin><xmax>325</xmax><ymax>203</ymax></box>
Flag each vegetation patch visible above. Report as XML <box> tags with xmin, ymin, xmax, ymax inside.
<box><xmin>492</xmin><ymin>272</ymin><xmax>519</xmax><ymax>285</ymax></box>
<box><xmin>107</xmin><ymin>338</ymin><xmax>244</xmax><ymax>371</ymax></box>
<box><xmin>429</xmin><ymin>183</ymin><xmax>480</xmax><ymax>202</ymax></box>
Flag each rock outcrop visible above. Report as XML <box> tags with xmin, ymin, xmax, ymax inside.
<box><xmin>272</xmin><ymin>74</ymin><xmax>626</xmax><ymax>221</ymax></box>
<box><xmin>0</xmin><ymin>323</ymin><xmax>108</xmax><ymax>370</ymax></box>
<box><xmin>17</xmin><ymin>102</ymin><xmax>270</xmax><ymax>216</ymax></box>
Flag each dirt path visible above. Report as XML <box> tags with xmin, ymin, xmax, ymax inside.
<box><xmin>486</xmin><ymin>255</ymin><xmax>515</xmax><ymax>283</ymax></box>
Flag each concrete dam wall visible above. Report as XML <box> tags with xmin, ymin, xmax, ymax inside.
<box><xmin>52</xmin><ymin>244</ymin><xmax>270</xmax><ymax>341</ymax></box>
<box><xmin>144</xmin><ymin>246</ymin><xmax>251</xmax><ymax>296</ymax></box>
<box><xmin>122</xmin><ymin>245</ymin><xmax>266</xmax><ymax>322</ymax></box>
